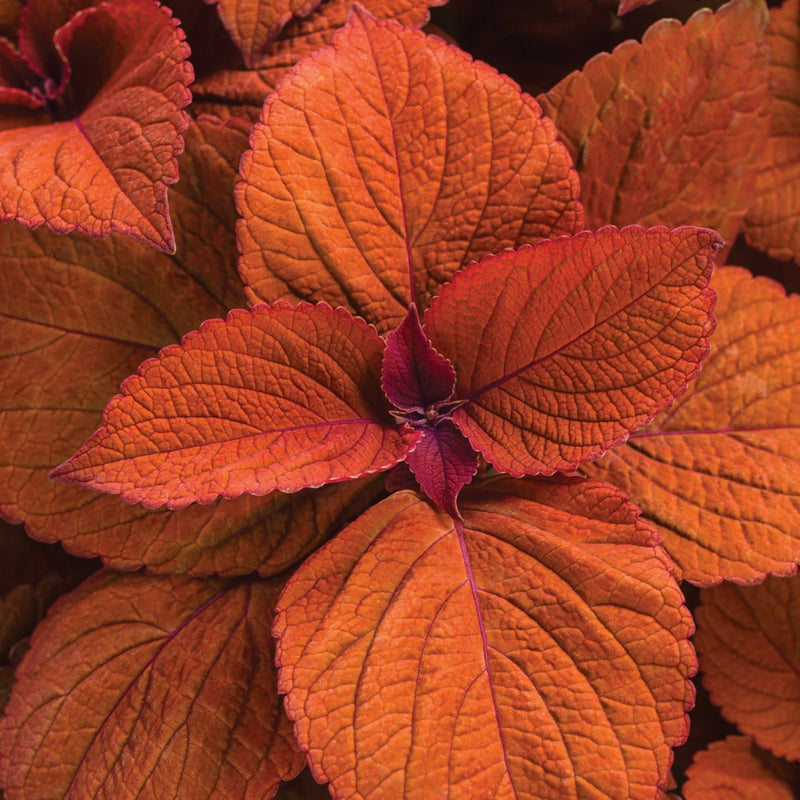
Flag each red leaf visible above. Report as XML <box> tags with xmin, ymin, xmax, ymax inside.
<box><xmin>237</xmin><ymin>8</ymin><xmax>582</xmax><ymax>333</ymax></box>
<box><xmin>0</xmin><ymin>0</ymin><xmax>192</xmax><ymax>252</ymax></box>
<box><xmin>423</xmin><ymin>225</ymin><xmax>720</xmax><ymax>476</ymax></box>
<box><xmin>51</xmin><ymin>303</ymin><xmax>413</xmax><ymax>509</ymax></box>
<box><xmin>696</xmin><ymin>573</ymin><xmax>800</xmax><ymax>761</ymax></box>
<box><xmin>16</xmin><ymin>0</ymin><xmax>94</xmax><ymax>80</ymax></box>
<box><xmin>0</xmin><ymin>571</ymin><xmax>305</xmax><ymax>798</ymax></box>
<box><xmin>0</xmin><ymin>117</ymin><xmax>384</xmax><ymax>576</ymax></box>
<box><xmin>683</xmin><ymin>736</ymin><xmax>798</xmax><ymax>800</ymax></box>
<box><xmin>538</xmin><ymin>0</ymin><xmax>770</xmax><ymax>255</ymax></box>
<box><xmin>191</xmin><ymin>0</ymin><xmax>447</xmax><ymax>119</ymax></box>
<box><xmin>382</xmin><ymin>303</ymin><xmax>455</xmax><ymax>411</ymax></box>
<box><xmin>581</xmin><ymin>266</ymin><xmax>800</xmax><ymax>585</ymax></box>
<box><xmin>275</xmin><ymin>478</ymin><xmax>695</xmax><ymax>799</ymax></box>
<box><xmin>742</xmin><ymin>0</ymin><xmax>800</xmax><ymax>263</ymax></box>
<box><xmin>405</xmin><ymin>420</ymin><xmax>479</xmax><ymax>519</ymax></box>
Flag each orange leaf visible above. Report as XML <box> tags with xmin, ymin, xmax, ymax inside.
<box><xmin>0</xmin><ymin>0</ymin><xmax>192</xmax><ymax>252</ymax></box>
<box><xmin>275</xmin><ymin>478</ymin><xmax>695</xmax><ymax>799</ymax></box>
<box><xmin>51</xmin><ymin>303</ymin><xmax>412</xmax><ymax>509</ymax></box>
<box><xmin>0</xmin><ymin>571</ymin><xmax>304</xmax><ymax>799</ymax></box>
<box><xmin>581</xmin><ymin>266</ymin><xmax>800</xmax><ymax>585</ymax></box>
<box><xmin>209</xmin><ymin>0</ymin><xmax>322</xmax><ymax>67</ymax></box>
<box><xmin>683</xmin><ymin>736</ymin><xmax>797</xmax><ymax>800</ymax></box>
<box><xmin>0</xmin><ymin>116</ymin><xmax>376</xmax><ymax>576</ymax></box>
<box><xmin>423</xmin><ymin>225</ymin><xmax>719</xmax><ymax>476</ymax></box>
<box><xmin>742</xmin><ymin>0</ymin><xmax>800</xmax><ymax>263</ymax></box>
<box><xmin>695</xmin><ymin>574</ymin><xmax>800</xmax><ymax>761</ymax></box>
<box><xmin>237</xmin><ymin>8</ymin><xmax>582</xmax><ymax>334</ymax></box>
<box><xmin>538</xmin><ymin>0</ymin><xmax>770</xmax><ymax>252</ymax></box>
<box><xmin>192</xmin><ymin>0</ymin><xmax>447</xmax><ymax>119</ymax></box>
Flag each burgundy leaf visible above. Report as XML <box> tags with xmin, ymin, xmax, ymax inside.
<box><xmin>405</xmin><ymin>419</ymin><xmax>479</xmax><ymax>519</ymax></box>
<box><xmin>382</xmin><ymin>303</ymin><xmax>455</xmax><ymax>411</ymax></box>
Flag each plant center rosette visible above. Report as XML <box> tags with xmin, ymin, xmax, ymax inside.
<box><xmin>35</xmin><ymin>10</ymin><xmax>723</xmax><ymax>800</ymax></box>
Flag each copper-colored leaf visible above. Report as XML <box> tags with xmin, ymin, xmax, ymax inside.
<box><xmin>683</xmin><ymin>736</ymin><xmax>797</xmax><ymax>800</ymax></box>
<box><xmin>581</xmin><ymin>266</ymin><xmax>800</xmax><ymax>585</ymax></box>
<box><xmin>191</xmin><ymin>0</ymin><xmax>447</xmax><ymax>119</ymax></box>
<box><xmin>742</xmin><ymin>0</ymin><xmax>800</xmax><ymax>263</ymax></box>
<box><xmin>423</xmin><ymin>225</ymin><xmax>719</xmax><ymax>476</ymax></box>
<box><xmin>538</xmin><ymin>0</ymin><xmax>770</xmax><ymax>252</ymax></box>
<box><xmin>275</xmin><ymin>478</ymin><xmax>695</xmax><ymax>799</ymax></box>
<box><xmin>209</xmin><ymin>0</ymin><xmax>322</xmax><ymax>67</ymax></box>
<box><xmin>52</xmin><ymin>303</ymin><xmax>412</xmax><ymax>509</ymax></box>
<box><xmin>0</xmin><ymin>0</ymin><xmax>192</xmax><ymax>252</ymax></box>
<box><xmin>237</xmin><ymin>8</ymin><xmax>582</xmax><ymax>334</ymax></box>
<box><xmin>0</xmin><ymin>116</ymin><xmax>377</xmax><ymax>576</ymax></box>
<box><xmin>0</xmin><ymin>571</ymin><xmax>304</xmax><ymax>798</ymax></box>
<box><xmin>695</xmin><ymin>574</ymin><xmax>800</xmax><ymax>761</ymax></box>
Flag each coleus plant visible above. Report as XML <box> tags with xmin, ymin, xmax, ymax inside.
<box><xmin>0</xmin><ymin>0</ymin><xmax>799</xmax><ymax>798</ymax></box>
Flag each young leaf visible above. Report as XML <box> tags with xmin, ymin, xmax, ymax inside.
<box><xmin>683</xmin><ymin>736</ymin><xmax>798</xmax><ymax>800</ymax></box>
<box><xmin>742</xmin><ymin>0</ymin><xmax>800</xmax><ymax>263</ymax></box>
<box><xmin>191</xmin><ymin>0</ymin><xmax>448</xmax><ymax>119</ymax></box>
<box><xmin>275</xmin><ymin>478</ymin><xmax>695</xmax><ymax>800</ymax></box>
<box><xmin>538</xmin><ymin>0</ymin><xmax>770</xmax><ymax>252</ymax></box>
<box><xmin>404</xmin><ymin>420</ymin><xmax>479</xmax><ymax>520</ymax></box>
<box><xmin>0</xmin><ymin>571</ymin><xmax>305</xmax><ymax>799</ymax></box>
<box><xmin>237</xmin><ymin>9</ymin><xmax>582</xmax><ymax>333</ymax></box>
<box><xmin>0</xmin><ymin>0</ymin><xmax>193</xmax><ymax>252</ymax></box>
<box><xmin>382</xmin><ymin>303</ymin><xmax>455</xmax><ymax>412</ymax></box>
<box><xmin>423</xmin><ymin>225</ymin><xmax>720</xmax><ymax>476</ymax></box>
<box><xmin>695</xmin><ymin>574</ymin><xmax>800</xmax><ymax>761</ymax></box>
<box><xmin>51</xmin><ymin>303</ymin><xmax>413</xmax><ymax>509</ymax></box>
<box><xmin>581</xmin><ymin>267</ymin><xmax>800</xmax><ymax>585</ymax></box>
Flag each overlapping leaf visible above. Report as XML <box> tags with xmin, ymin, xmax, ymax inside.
<box><xmin>582</xmin><ymin>267</ymin><xmax>800</xmax><ymax>584</ymax></box>
<box><xmin>191</xmin><ymin>0</ymin><xmax>447</xmax><ymax>120</ymax></box>
<box><xmin>682</xmin><ymin>736</ymin><xmax>798</xmax><ymax>800</ymax></box>
<box><xmin>208</xmin><ymin>0</ymin><xmax>322</xmax><ymax>67</ymax></box>
<box><xmin>237</xmin><ymin>9</ymin><xmax>583</xmax><ymax>333</ymax></box>
<box><xmin>695</xmin><ymin>573</ymin><xmax>800</xmax><ymax>761</ymax></box>
<box><xmin>0</xmin><ymin>116</ymin><xmax>379</xmax><ymax>576</ymax></box>
<box><xmin>0</xmin><ymin>0</ymin><xmax>193</xmax><ymax>252</ymax></box>
<box><xmin>538</xmin><ymin>0</ymin><xmax>770</xmax><ymax>252</ymax></box>
<box><xmin>0</xmin><ymin>571</ymin><xmax>305</xmax><ymax>799</ymax></box>
<box><xmin>275</xmin><ymin>478</ymin><xmax>695</xmax><ymax>799</ymax></box>
<box><xmin>742</xmin><ymin>0</ymin><xmax>800</xmax><ymax>263</ymax></box>
<box><xmin>424</xmin><ymin>225</ymin><xmax>720</xmax><ymax>476</ymax></box>
<box><xmin>52</xmin><ymin>303</ymin><xmax>413</xmax><ymax>508</ymax></box>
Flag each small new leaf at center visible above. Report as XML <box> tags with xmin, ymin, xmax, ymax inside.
<box><xmin>382</xmin><ymin>304</ymin><xmax>478</xmax><ymax>518</ymax></box>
